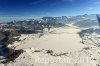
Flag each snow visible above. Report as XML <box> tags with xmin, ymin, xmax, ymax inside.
<box><xmin>1</xmin><ymin>26</ymin><xmax>100</xmax><ymax>66</ymax></box>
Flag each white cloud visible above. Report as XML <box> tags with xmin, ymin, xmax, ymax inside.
<box><xmin>87</xmin><ymin>7</ymin><xmax>95</xmax><ymax>10</ymax></box>
<box><xmin>94</xmin><ymin>2</ymin><xmax>100</xmax><ymax>4</ymax></box>
<box><xmin>30</xmin><ymin>0</ymin><xmax>46</xmax><ymax>5</ymax></box>
<box><xmin>90</xmin><ymin>0</ymin><xmax>100</xmax><ymax>5</ymax></box>
<box><xmin>62</xmin><ymin>0</ymin><xmax>74</xmax><ymax>2</ymax></box>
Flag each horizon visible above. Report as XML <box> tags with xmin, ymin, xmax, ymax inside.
<box><xmin>0</xmin><ymin>0</ymin><xmax>100</xmax><ymax>22</ymax></box>
<box><xmin>0</xmin><ymin>13</ymin><xmax>99</xmax><ymax>23</ymax></box>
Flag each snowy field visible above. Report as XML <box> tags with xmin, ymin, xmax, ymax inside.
<box><xmin>1</xmin><ymin>26</ymin><xmax>100</xmax><ymax>66</ymax></box>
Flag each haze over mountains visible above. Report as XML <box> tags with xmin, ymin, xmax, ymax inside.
<box><xmin>3</xmin><ymin>14</ymin><xmax>98</xmax><ymax>28</ymax></box>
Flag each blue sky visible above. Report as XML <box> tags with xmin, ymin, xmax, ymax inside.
<box><xmin>0</xmin><ymin>0</ymin><xmax>100</xmax><ymax>22</ymax></box>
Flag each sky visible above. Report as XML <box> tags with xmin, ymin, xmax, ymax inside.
<box><xmin>0</xmin><ymin>0</ymin><xmax>100</xmax><ymax>22</ymax></box>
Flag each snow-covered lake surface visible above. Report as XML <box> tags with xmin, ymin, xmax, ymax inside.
<box><xmin>15</xmin><ymin>27</ymin><xmax>87</xmax><ymax>53</ymax></box>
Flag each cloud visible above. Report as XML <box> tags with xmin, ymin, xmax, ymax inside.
<box><xmin>30</xmin><ymin>0</ymin><xmax>46</xmax><ymax>5</ymax></box>
<box><xmin>87</xmin><ymin>7</ymin><xmax>95</xmax><ymax>10</ymax></box>
<box><xmin>62</xmin><ymin>0</ymin><xmax>74</xmax><ymax>2</ymax></box>
<box><xmin>90</xmin><ymin>0</ymin><xmax>100</xmax><ymax>5</ymax></box>
<box><xmin>94</xmin><ymin>2</ymin><xmax>100</xmax><ymax>5</ymax></box>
